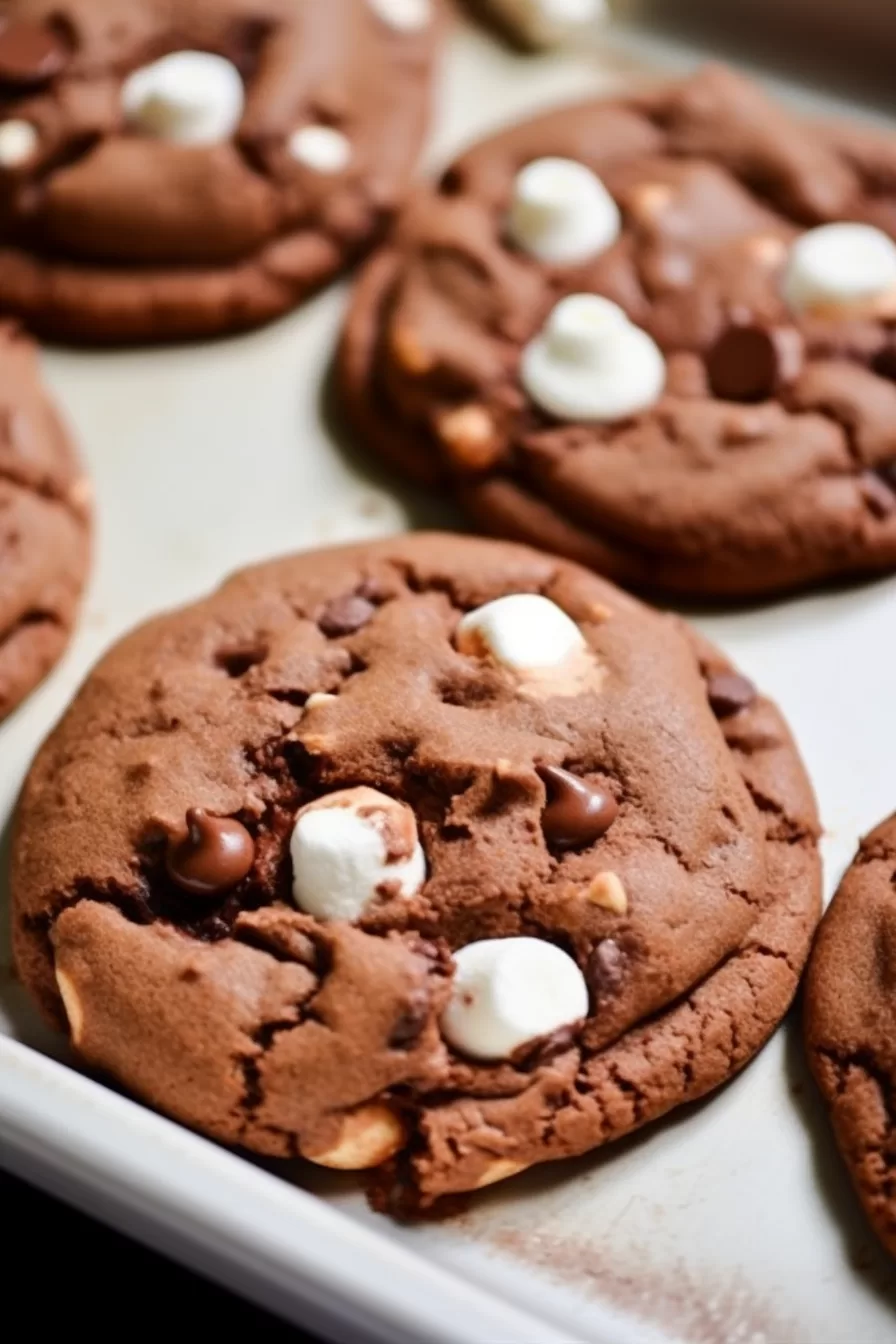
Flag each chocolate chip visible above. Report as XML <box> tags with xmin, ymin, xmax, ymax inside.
<box><xmin>389</xmin><ymin>984</ymin><xmax>430</xmax><ymax>1048</ymax></box>
<box><xmin>586</xmin><ymin>939</ymin><xmax>626</xmax><ymax>1004</ymax></box>
<box><xmin>706</xmin><ymin>672</ymin><xmax>756</xmax><ymax>719</ymax></box>
<box><xmin>166</xmin><ymin>809</ymin><xmax>256</xmax><ymax>897</ymax></box>
<box><xmin>706</xmin><ymin>323</ymin><xmax>803</xmax><ymax>403</ymax></box>
<box><xmin>318</xmin><ymin>594</ymin><xmax>376</xmax><ymax>637</ymax></box>
<box><xmin>537</xmin><ymin>765</ymin><xmax>618</xmax><ymax>851</ymax></box>
<box><xmin>860</xmin><ymin>471</ymin><xmax>896</xmax><ymax>519</ymax></box>
<box><xmin>0</xmin><ymin>20</ymin><xmax>68</xmax><ymax>86</ymax></box>
<box><xmin>881</xmin><ymin>460</ymin><xmax>896</xmax><ymax>490</ymax></box>
<box><xmin>356</xmin><ymin>576</ymin><xmax>388</xmax><ymax>602</ymax></box>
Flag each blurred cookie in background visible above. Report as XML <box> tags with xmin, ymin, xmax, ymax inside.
<box><xmin>0</xmin><ymin>0</ymin><xmax>444</xmax><ymax>343</ymax></box>
<box><xmin>340</xmin><ymin>65</ymin><xmax>896</xmax><ymax>600</ymax></box>
<box><xmin>0</xmin><ymin>322</ymin><xmax>89</xmax><ymax>719</ymax></box>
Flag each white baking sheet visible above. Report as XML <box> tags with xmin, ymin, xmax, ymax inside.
<box><xmin>2</xmin><ymin>17</ymin><xmax>896</xmax><ymax>1343</ymax></box>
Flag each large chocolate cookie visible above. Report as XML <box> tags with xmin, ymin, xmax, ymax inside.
<box><xmin>341</xmin><ymin>65</ymin><xmax>896</xmax><ymax>599</ymax></box>
<box><xmin>805</xmin><ymin>815</ymin><xmax>896</xmax><ymax>1259</ymax></box>
<box><xmin>0</xmin><ymin>0</ymin><xmax>442</xmax><ymax>343</ymax></box>
<box><xmin>0</xmin><ymin>322</ymin><xmax>89</xmax><ymax>718</ymax></box>
<box><xmin>13</xmin><ymin>533</ymin><xmax>820</xmax><ymax>1210</ymax></box>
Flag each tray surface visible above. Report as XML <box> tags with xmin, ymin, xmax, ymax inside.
<box><xmin>1</xmin><ymin>18</ymin><xmax>895</xmax><ymax>1344</ymax></box>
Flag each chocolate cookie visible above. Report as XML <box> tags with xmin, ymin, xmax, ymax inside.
<box><xmin>340</xmin><ymin>64</ymin><xmax>896</xmax><ymax>599</ymax></box>
<box><xmin>805</xmin><ymin>815</ymin><xmax>896</xmax><ymax>1259</ymax></box>
<box><xmin>12</xmin><ymin>533</ymin><xmax>820</xmax><ymax>1210</ymax></box>
<box><xmin>0</xmin><ymin>321</ymin><xmax>89</xmax><ymax>719</ymax></box>
<box><xmin>0</xmin><ymin>0</ymin><xmax>442</xmax><ymax>343</ymax></box>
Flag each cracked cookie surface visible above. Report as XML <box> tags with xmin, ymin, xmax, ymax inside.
<box><xmin>340</xmin><ymin>64</ymin><xmax>896</xmax><ymax>599</ymax></box>
<box><xmin>12</xmin><ymin>533</ymin><xmax>820</xmax><ymax>1209</ymax></box>
<box><xmin>0</xmin><ymin>0</ymin><xmax>442</xmax><ymax>342</ymax></box>
<box><xmin>0</xmin><ymin>321</ymin><xmax>89</xmax><ymax>718</ymax></box>
<box><xmin>805</xmin><ymin>814</ymin><xmax>896</xmax><ymax>1259</ymax></box>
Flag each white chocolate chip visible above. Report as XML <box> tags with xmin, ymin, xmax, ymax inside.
<box><xmin>481</xmin><ymin>0</ymin><xmax>607</xmax><ymax>47</ymax></box>
<box><xmin>121</xmin><ymin>51</ymin><xmax>245</xmax><ymax>145</ymax></box>
<box><xmin>508</xmin><ymin>157</ymin><xmax>620</xmax><ymax>265</ymax></box>
<box><xmin>627</xmin><ymin>181</ymin><xmax>674</xmax><ymax>223</ymax></box>
<box><xmin>368</xmin><ymin>0</ymin><xmax>431</xmax><ymax>30</ymax></box>
<box><xmin>303</xmin><ymin>1104</ymin><xmax>407</xmax><ymax>1169</ymax></box>
<box><xmin>289</xmin><ymin>125</ymin><xmax>352</xmax><ymax>174</ymax></box>
<box><xmin>521</xmin><ymin>293</ymin><xmax>666</xmax><ymax>422</ymax></box>
<box><xmin>457</xmin><ymin>593</ymin><xmax>585</xmax><ymax>672</ymax></box>
<box><xmin>290</xmin><ymin>786</ymin><xmax>426</xmax><ymax>922</ymax></box>
<box><xmin>442</xmin><ymin>937</ymin><xmax>588</xmax><ymax>1061</ymax></box>
<box><xmin>472</xmin><ymin>1157</ymin><xmax>530</xmax><ymax>1188</ymax></box>
<box><xmin>305</xmin><ymin>691</ymin><xmax>337</xmax><ymax>710</ymax></box>
<box><xmin>744</xmin><ymin>233</ymin><xmax>788</xmax><ymax>269</ymax></box>
<box><xmin>435</xmin><ymin>403</ymin><xmax>502</xmax><ymax>471</ymax></box>
<box><xmin>783</xmin><ymin>222</ymin><xmax>896</xmax><ymax>315</ymax></box>
<box><xmin>586</xmin><ymin>870</ymin><xmax>628</xmax><ymax>915</ymax></box>
<box><xmin>0</xmin><ymin>119</ymin><xmax>38</xmax><ymax>167</ymax></box>
<box><xmin>55</xmin><ymin>967</ymin><xmax>84</xmax><ymax>1047</ymax></box>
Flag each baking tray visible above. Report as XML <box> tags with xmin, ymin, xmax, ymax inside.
<box><xmin>2</xmin><ymin>16</ymin><xmax>896</xmax><ymax>1343</ymax></box>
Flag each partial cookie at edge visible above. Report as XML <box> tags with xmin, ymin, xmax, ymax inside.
<box><xmin>0</xmin><ymin>321</ymin><xmax>89</xmax><ymax>718</ymax></box>
<box><xmin>805</xmin><ymin>814</ymin><xmax>896</xmax><ymax>1259</ymax></box>
<box><xmin>0</xmin><ymin>0</ymin><xmax>443</xmax><ymax>342</ymax></box>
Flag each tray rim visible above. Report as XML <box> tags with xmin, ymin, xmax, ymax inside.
<box><xmin>0</xmin><ymin>1032</ymin><xmax>589</xmax><ymax>1343</ymax></box>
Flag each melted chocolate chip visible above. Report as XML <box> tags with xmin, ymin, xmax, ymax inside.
<box><xmin>318</xmin><ymin>593</ymin><xmax>376</xmax><ymax>637</ymax></box>
<box><xmin>0</xmin><ymin>20</ymin><xmax>68</xmax><ymax>85</ymax></box>
<box><xmin>166</xmin><ymin>809</ymin><xmax>256</xmax><ymax>897</ymax></box>
<box><xmin>880</xmin><ymin>460</ymin><xmax>896</xmax><ymax>490</ymax></box>
<box><xmin>706</xmin><ymin>672</ymin><xmax>756</xmax><ymax>719</ymax></box>
<box><xmin>389</xmin><ymin>983</ymin><xmax>430</xmax><ymax>1049</ymax></box>
<box><xmin>860</xmin><ymin>470</ymin><xmax>896</xmax><ymax>519</ymax></box>
<box><xmin>586</xmin><ymin>939</ymin><xmax>626</xmax><ymax>1004</ymax></box>
<box><xmin>537</xmin><ymin>765</ymin><xmax>618</xmax><ymax>851</ymax></box>
<box><xmin>706</xmin><ymin>323</ymin><xmax>803</xmax><ymax>403</ymax></box>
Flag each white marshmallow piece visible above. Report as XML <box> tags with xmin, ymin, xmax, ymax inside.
<box><xmin>783</xmin><ymin>222</ymin><xmax>896</xmax><ymax>314</ymax></box>
<box><xmin>485</xmin><ymin>0</ymin><xmax>607</xmax><ymax>47</ymax></box>
<box><xmin>368</xmin><ymin>0</ymin><xmax>431</xmax><ymax>30</ymax></box>
<box><xmin>290</xmin><ymin>786</ymin><xmax>426</xmax><ymax>922</ymax></box>
<box><xmin>289</xmin><ymin>125</ymin><xmax>352</xmax><ymax>174</ymax></box>
<box><xmin>521</xmin><ymin>293</ymin><xmax>666</xmax><ymax>422</ymax></box>
<box><xmin>508</xmin><ymin>157</ymin><xmax>620</xmax><ymax>265</ymax></box>
<box><xmin>442</xmin><ymin>937</ymin><xmax>589</xmax><ymax>1060</ymax></box>
<box><xmin>0</xmin><ymin>119</ymin><xmax>39</xmax><ymax>168</ymax></box>
<box><xmin>456</xmin><ymin>593</ymin><xmax>585</xmax><ymax>671</ymax></box>
<box><xmin>122</xmin><ymin>51</ymin><xmax>245</xmax><ymax>145</ymax></box>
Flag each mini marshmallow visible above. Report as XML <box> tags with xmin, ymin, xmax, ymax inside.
<box><xmin>456</xmin><ymin>593</ymin><xmax>585</xmax><ymax>671</ymax></box>
<box><xmin>290</xmin><ymin>786</ymin><xmax>426</xmax><ymax>922</ymax></box>
<box><xmin>121</xmin><ymin>51</ymin><xmax>244</xmax><ymax>145</ymax></box>
<box><xmin>368</xmin><ymin>0</ymin><xmax>431</xmax><ymax>30</ymax></box>
<box><xmin>508</xmin><ymin>157</ymin><xmax>620</xmax><ymax>265</ymax></box>
<box><xmin>442</xmin><ymin>937</ymin><xmax>589</xmax><ymax>1060</ymax></box>
<box><xmin>481</xmin><ymin>0</ymin><xmax>606</xmax><ymax>47</ymax></box>
<box><xmin>289</xmin><ymin>125</ymin><xmax>352</xmax><ymax>174</ymax></box>
<box><xmin>0</xmin><ymin>119</ymin><xmax>38</xmax><ymax>167</ymax></box>
<box><xmin>783</xmin><ymin>222</ymin><xmax>896</xmax><ymax>313</ymax></box>
<box><xmin>521</xmin><ymin>293</ymin><xmax>666</xmax><ymax>422</ymax></box>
